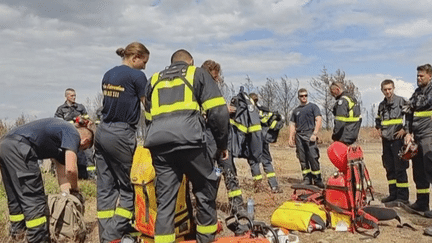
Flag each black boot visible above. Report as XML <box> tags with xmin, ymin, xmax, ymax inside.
<box><xmin>381</xmin><ymin>195</ymin><xmax>397</xmax><ymax>203</ymax></box>
<box><xmin>313</xmin><ymin>174</ymin><xmax>325</xmax><ymax>189</ymax></box>
<box><xmin>301</xmin><ymin>173</ymin><xmax>312</xmax><ymax>185</ymax></box>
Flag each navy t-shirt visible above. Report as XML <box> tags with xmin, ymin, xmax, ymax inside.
<box><xmin>101</xmin><ymin>65</ymin><xmax>147</xmax><ymax>126</ymax></box>
<box><xmin>290</xmin><ymin>103</ymin><xmax>322</xmax><ymax>136</ymax></box>
<box><xmin>9</xmin><ymin>118</ymin><xmax>80</xmax><ymax>164</ymax></box>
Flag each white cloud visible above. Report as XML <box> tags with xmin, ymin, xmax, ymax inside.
<box><xmin>385</xmin><ymin>19</ymin><xmax>432</xmax><ymax>37</ymax></box>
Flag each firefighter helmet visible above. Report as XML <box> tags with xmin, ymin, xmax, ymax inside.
<box><xmin>327</xmin><ymin>141</ymin><xmax>348</xmax><ymax>173</ymax></box>
<box><xmin>398</xmin><ymin>141</ymin><xmax>418</xmax><ymax>161</ymax></box>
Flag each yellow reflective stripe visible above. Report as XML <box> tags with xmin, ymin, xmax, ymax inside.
<box><xmin>417</xmin><ymin>188</ymin><xmax>430</xmax><ymax>194</ymax></box>
<box><xmin>253</xmin><ymin>175</ymin><xmax>263</xmax><ymax>180</ymax></box>
<box><xmin>247</xmin><ymin>124</ymin><xmax>262</xmax><ymax>133</ymax></box>
<box><xmin>302</xmin><ymin>169</ymin><xmax>311</xmax><ymax>174</ymax></box>
<box><xmin>397</xmin><ymin>183</ymin><xmax>409</xmax><ymax>188</ymax></box>
<box><xmin>388</xmin><ymin>179</ymin><xmax>397</xmax><ymax>185</ymax></box>
<box><xmin>196</xmin><ymin>224</ymin><xmax>218</xmax><ymax>234</ymax></box>
<box><xmin>144</xmin><ymin>111</ymin><xmax>152</xmax><ymax>121</ymax></box>
<box><xmin>335</xmin><ymin>96</ymin><xmax>361</xmax><ymax>122</ymax></box>
<box><xmin>97</xmin><ymin>210</ymin><xmax>115</xmax><ymax>219</ymax></box>
<box><xmin>130</xmin><ymin>232</ymin><xmax>141</xmax><ymax>237</ymax></box>
<box><xmin>26</xmin><ymin>216</ymin><xmax>47</xmax><ymax>228</ymax></box>
<box><xmin>269</xmin><ymin>120</ymin><xmax>277</xmax><ymax>129</ymax></box>
<box><xmin>230</xmin><ymin>119</ymin><xmax>247</xmax><ymax>133</ymax></box>
<box><xmin>202</xmin><ymin>96</ymin><xmax>226</xmax><ymax>111</ymax></box>
<box><xmin>266</xmin><ymin>172</ymin><xmax>276</xmax><ymax>178</ymax></box>
<box><xmin>260</xmin><ymin>112</ymin><xmax>273</xmax><ymax>123</ymax></box>
<box><xmin>414</xmin><ymin>110</ymin><xmax>432</xmax><ymax>117</ymax></box>
<box><xmin>82</xmin><ymin>114</ymin><xmax>90</xmax><ymax>119</ymax></box>
<box><xmin>311</xmin><ymin>170</ymin><xmax>321</xmax><ymax>175</ymax></box>
<box><xmin>115</xmin><ymin>207</ymin><xmax>133</xmax><ymax>219</ymax></box>
<box><xmin>150</xmin><ymin>66</ymin><xmax>199</xmax><ymax>117</ymax></box>
<box><xmin>335</xmin><ymin>116</ymin><xmax>361</xmax><ymax>122</ymax></box>
<box><xmin>381</xmin><ymin>118</ymin><xmax>403</xmax><ymax>126</ymax></box>
<box><xmin>10</xmin><ymin>214</ymin><xmax>25</xmax><ymax>222</ymax></box>
<box><xmin>87</xmin><ymin>165</ymin><xmax>96</xmax><ymax>171</ymax></box>
<box><xmin>228</xmin><ymin>189</ymin><xmax>242</xmax><ymax>198</ymax></box>
<box><xmin>154</xmin><ymin>233</ymin><xmax>176</xmax><ymax>243</ymax></box>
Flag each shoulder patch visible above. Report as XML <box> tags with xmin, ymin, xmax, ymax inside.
<box><xmin>248</xmin><ymin>104</ymin><xmax>255</xmax><ymax>112</ymax></box>
<box><xmin>338</xmin><ymin>100</ymin><xmax>343</xmax><ymax>105</ymax></box>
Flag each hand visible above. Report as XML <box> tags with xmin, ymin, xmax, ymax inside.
<box><xmin>218</xmin><ymin>149</ymin><xmax>229</xmax><ymax>161</ymax></box>
<box><xmin>288</xmin><ymin>138</ymin><xmax>295</xmax><ymax>147</ymax></box>
<box><xmin>404</xmin><ymin>133</ymin><xmax>413</xmax><ymax>145</ymax></box>
<box><xmin>70</xmin><ymin>188</ymin><xmax>85</xmax><ymax>204</ymax></box>
<box><xmin>227</xmin><ymin>105</ymin><xmax>236</xmax><ymax>114</ymax></box>
<box><xmin>394</xmin><ymin>129</ymin><xmax>406</xmax><ymax>139</ymax></box>
<box><xmin>310</xmin><ymin>134</ymin><xmax>317</xmax><ymax>142</ymax></box>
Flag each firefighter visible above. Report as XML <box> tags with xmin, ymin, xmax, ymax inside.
<box><xmin>55</xmin><ymin>88</ymin><xmax>94</xmax><ymax>179</ymax></box>
<box><xmin>375</xmin><ymin>79</ymin><xmax>410</xmax><ymax>204</ymax></box>
<box><xmin>144</xmin><ymin>50</ymin><xmax>229</xmax><ymax>243</ymax></box>
<box><xmin>404</xmin><ymin>64</ymin><xmax>432</xmax><ymax>236</ymax></box>
<box><xmin>94</xmin><ymin>42</ymin><xmax>149</xmax><ymax>242</ymax></box>
<box><xmin>248</xmin><ymin>93</ymin><xmax>283</xmax><ymax>193</ymax></box>
<box><xmin>0</xmin><ymin>118</ymin><xmax>92</xmax><ymax>243</ymax></box>
<box><xmin>288</xmin><ymin>88</ymin><xmax>325</xmax><ymax>188</ymax></box>
<box><xmin>330</xmin><ymin>82</ymin><xmax>362</xmax><ymax>145</ymax></box>
<box><xmin>201</xmin><ymin>59</ymin><xmax>246</xmax><ymax>216</ymax></box>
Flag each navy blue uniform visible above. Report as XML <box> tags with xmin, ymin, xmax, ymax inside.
<box><xmin>290</xmin><ymin>103</ymin><xmax>323</xmax><ymax>183</ymax></box>
<box><xmin>95</xmin><ymin>65</ymin><xmax>147</xmax><ymax>242</ymax></box>
<box><xmin>0</xmin><ymin>118</ymin><xmax>80</xmax><ymax>243</ymax></box>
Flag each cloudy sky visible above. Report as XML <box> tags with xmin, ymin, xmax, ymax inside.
<box><xmin>1</xmin><ymin>0</ymin><xmax>429</xmax><ymax>124</ymax></box>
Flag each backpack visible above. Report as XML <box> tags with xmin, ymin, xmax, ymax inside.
<box><xmin>131</xmin><ymin>146</ymin><xmax>194</xmax><ymax>241</ymax></box>
<box><xmin>48</xmin><ymin>192</ymin><xmax>87</xmax><ymax>243</ymax></box>
<box><xmin>324</xmin><ymin>145</ymin><xmax>380</xmax><ymax>237</ymax></box>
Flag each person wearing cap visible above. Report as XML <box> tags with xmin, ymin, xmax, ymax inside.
<box><xmin>289</xmin><ymin>88</ymin><xmax>324</xmax><ymax>188</ymax></box>
<box><xmin>375</xmin><ymin>79</ymin><xmax>409</xmax><ymax>205</ymax></box>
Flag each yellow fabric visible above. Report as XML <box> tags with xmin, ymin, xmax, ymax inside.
<box><xmin>388</xmin><ymin>179</ymin><xmax>397</xmax><ymax>185</ymax></box>
<box><xmin>335</xmin><ymin>96</ymin><xmax>361</xmax><ymax>122</ymax></box>
<box><xmin>97</xmin><ymin>210</ymin><xmax>115</xmax><ymax>219</ymax></box>
<box><xmin>417</xmin><ymin>188</ymin><xmax>429</xmax><ymax>194</ymax></box>
<box><xmin>196</xmin><ymin>224</ymin><xmax>218</xmax><ymax>234</ymax></box>
<box><xmin>330</xmin><ymin>211</ymin><xmax>352</xmax><ymax>229</ymax></box>
<box><xmin>271</xmin><ymin>201</ymin><xmax>327</xmax><ymax>232</ymax></box>
<box><xmin>230</xmin><ymin>119</ymin><xmax>247</xmax><ymax>133</ymax></box>
<box><xmin>149</xmin><ymin>66</ymin><xmax>199</xmax><ymax>117</ymax></box>
<box><xmin>26</xmin><ymin>216</ymin><xmax>47</xmax><ymax>228</ymax></box>
<box><xmin>131</xmin><ymin>147</ymin><xmax>192</xmax><ymax>238</ymax></box>
<box><xmin>381</xmin><ymin>118</ymin><xmax>403</xmax><ymax>126</ymax></box>
<box><xmin>9</xmin><ymin>214</ymin><xmax>25</xmax><ymax>222</ymax></box>
<box><xmin>302</xmin><ymin>169</ymin><xmax>311</xmax><ymax>174</ymax></box>
<box><xmin>253</xmin><ymin>174</ymin><xmax>263</xmax><ymax>180</ymax></box>
<box><xmin>228</xmin><ymin>189</ymin><xmax>242</xmax><ymax>198</ymax></box>
<box><xmin>248</xmin><ymin>124</ymin><xmax>262</xmax><ymax>133</ymax></box>
<box><xmin>414</xmin><ymin>110</ymin><xmax>432</xmax><ymax>117</ymax></box>
<box><xmin>396</xmin><ymin>183</ymin><xmax>409</xmax><ymax>188</ymax></box>
<box><xmin>202</xmin><ymin>97</ymin><xmax>226</xmax><ymax>111</ymax></box>
<box><xmin>266</xmin><ymin>172</ymin><xmax>276</xmax><ymax>178</ymax></box>
<box><xmin>154</xmin><ymin>233</ymin><xmax>176</xmax><ymax>243</ymax></box>
<box><xmin>311</xmin><ymin>170</ymin><xmax>321</xmax><ymax>175</ymax></box>
<box><xmin>115</xmin><ymin>207</ymin><xmax>133</xmax><ymax>219</ymax></box>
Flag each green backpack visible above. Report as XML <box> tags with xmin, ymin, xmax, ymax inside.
<box><xmin>48</xmin><ymin>192</ymin><xmax>87</xmax><ymax>242</ymax></box>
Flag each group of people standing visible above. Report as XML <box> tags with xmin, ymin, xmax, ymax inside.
<box><xmin>2</xmin><ymin>38</ymin><xmax>432</xmax><ymax>242</ymax></box>
<box><xmin>375</xmin><ymin>64</ymin><xmax>432</xmax><ymax>236</ymax></box>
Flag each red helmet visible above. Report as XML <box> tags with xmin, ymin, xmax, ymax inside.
<box><xmin>327</xmin><ymin>141</ymin><xmax>348</xmax><ymax>173</ymax></box>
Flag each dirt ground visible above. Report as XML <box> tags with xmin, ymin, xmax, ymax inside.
<box><xmin>75</xmin><ymin>142</ymin><xmax>432</xmax><ymax>243</ymax></box>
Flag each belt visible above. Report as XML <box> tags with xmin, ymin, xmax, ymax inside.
<box><xmin>6</xmin><ymin>134</ymin><xmax>32</xmax><ymax>147</ymax></box>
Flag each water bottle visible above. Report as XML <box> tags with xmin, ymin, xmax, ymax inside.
<box><xmin>214</xmin><ymin>167</ymin><xmax>221</xmax><ymax>177</ymax></box>
<box><xmin>247</xmin><ymin>198</ymin><xmax>254</xmax><ymax>220</ymax></box>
